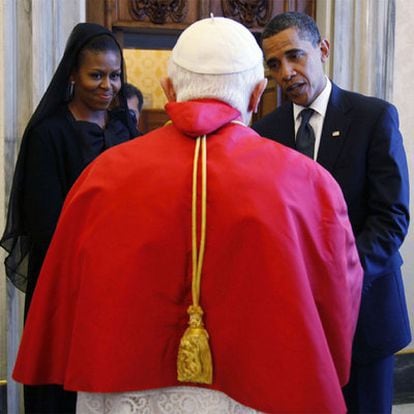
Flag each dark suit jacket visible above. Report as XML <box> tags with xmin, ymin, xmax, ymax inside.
<box><xmin>253</xmin><ymin>82</ymin><xmax>411</xmax><ymax>363</ymax></box>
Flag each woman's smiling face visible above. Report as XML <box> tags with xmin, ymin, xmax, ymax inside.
<box><xmin>71</xmin><ymin>49</ymin><xmax>122</xmax><ymax>112</ymax></box>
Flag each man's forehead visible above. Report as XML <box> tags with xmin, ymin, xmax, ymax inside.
<box><xmin>263</xmin><ymin>38</ymin><xmax>299</xmax><ymax>56</ymax></box>
<box><xmin>263</xmin><ymin>29</ymin><xmax>313</xmax><ymax>56</ymax></box>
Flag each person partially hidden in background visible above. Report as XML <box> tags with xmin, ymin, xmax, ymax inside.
<box><xmin>1</xmin><ymin>22</ymin><xmax>138</xmax><ymax>414</ymax></box>
<box><xmin>124</xmin><ymin>82</ymin><xmax>144</xmax><ymax>132</ymax></box>
<box><xmin>13</xmin><ymin>16</ymin><xmax>362</xmax><ymax>414</ymax></box>
<box><xmin>253</xmin><ymin>11</ymin><xmax>411</xmax><ymax>414</ymax></box>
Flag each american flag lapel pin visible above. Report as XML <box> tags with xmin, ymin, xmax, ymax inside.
<box><xmin>332</xmin><ymin>130</ymin><xmax>341</xmax><ymax>137</ymax></box>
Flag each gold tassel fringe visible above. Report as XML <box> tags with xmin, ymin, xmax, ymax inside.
<box><xmin>177</xmin><ymin>305</ymin><xmax>212</xmax><ymax>384</ymax></box>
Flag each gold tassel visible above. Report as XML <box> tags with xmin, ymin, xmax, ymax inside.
<box><xmin>177</xmin><ymin>135</ymin><xmax>213</xmax><ymax>384</ymax></box>
<box><xmin>177</xmin><ymin>305</ymin><xmax>213</xmax><ymax>384</ymax></box>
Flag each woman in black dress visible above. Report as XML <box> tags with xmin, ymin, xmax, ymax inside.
<box><xmin>1</xmin><ymin>22</ymin><xmax>139</xmax><ymax>413</ymax></box>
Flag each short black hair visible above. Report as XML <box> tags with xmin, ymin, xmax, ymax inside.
<box><xmin>262</xmin><ymin>12</ymin><xmax>321</xmax><ymax>46</ymax></box>
<box><xmin>124</xmin><ymin>82</ymin><xmax>144</xmax><ymax>112</ymax></box>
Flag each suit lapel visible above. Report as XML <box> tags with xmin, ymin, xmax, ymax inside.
<box><xmin>275</xmin><ymin>103</ymin><xmax>296</xmax><ymax>149</ymax></box>
<box><xmin>317</xmin><ymin>84</ymin><xmax>352</xmax><ymax>171</ymax></box>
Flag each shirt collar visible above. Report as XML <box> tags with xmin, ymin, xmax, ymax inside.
<box><xmin>293</xmin><ymin>77</ymin><xmax>332</xmax><ymax>120</ymax></box>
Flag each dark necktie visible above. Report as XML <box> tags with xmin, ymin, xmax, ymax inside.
<box><xmin>296</xmin><ymin>108</ymin><xmax>315</xmax><ymax>159</ymax></box>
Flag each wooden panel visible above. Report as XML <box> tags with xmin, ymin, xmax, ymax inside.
<box><xmin>208</xmin><ymin>0</ymin><xmax>282</xmax><ymax>33</ymax></box>
<box><xmin>139</xmin><ymin>108</ymin><xmax>170</xmax><ymax>133</ymax></box>
<box><xmin>252</xmin><ymin>72</ymin><xmax>281</xmax><ymax>123</ymax></box>
<box><xmin>201</xmin><ymin>0</ymin><xmax>315</xmax><ymax>33</ymax></box>
<box><xmin>86</xmin><ymin>0</ymin><xmax>316</xmax><ymax>123</ymax></box>
<box><xmin>112</xmin><ymin>0</ymin><xmax>201</xmax><ymax>30</ymax></box>
<box><xmin>284</xmin><ymin>0</ymin><xmax>316</xmax><ymax>16</ymax></box>
<box><xmin>87</xmin><ymin>1</ymin><xmax>316</xmax><ymax>32</ymax></box>
<box><xmin>87</xmin><ymin>0</ymin><xmax>113</xmax><ymax>28</ymax></box>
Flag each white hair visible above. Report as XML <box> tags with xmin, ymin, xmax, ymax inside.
<box><xmin>168</xmin><ymin>59</ymin><xmax>264</xmax><ymax>124</ymax></box>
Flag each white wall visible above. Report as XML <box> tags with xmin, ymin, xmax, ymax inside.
<box><xmin>0</xmin><ymin>0</ymin><xmax>6</xmax><ymax>388</ymax></box>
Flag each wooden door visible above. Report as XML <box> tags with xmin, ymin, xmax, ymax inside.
<box><xmin>87</xmin><ymin>0</ymin><xmax>316</xmax><ymax>132</ymax></box>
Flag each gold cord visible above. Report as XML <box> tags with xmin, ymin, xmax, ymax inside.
<box><xmin>192</xmin><ymin>136</ymin><xmax>207</xmax><ymax>306</ymax></box>
<box><xmin>177</xmin><ymin>135</ymin><xmax>213</xmax><ymax>384</ymax></box>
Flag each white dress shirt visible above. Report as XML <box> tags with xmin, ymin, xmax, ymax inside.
<box><xmin>293</xmin><ymin>77</ymin><xmax>332</xmax><ymax>160</ymax></box>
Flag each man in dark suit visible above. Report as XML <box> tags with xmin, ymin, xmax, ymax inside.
<box><xmin>124</xmin><ymin>82</ymin><xmax>144</xmax><ymax>132</ymax></box>
<box><xmin>253</xmin><ymin>11</ymin><xmax>411</xmax><ymax>414</ymax></box>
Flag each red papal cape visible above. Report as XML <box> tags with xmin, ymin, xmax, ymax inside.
<box><xmin>14</xmin><ymin>100</ymin><xmax>362</xmax><ymax>413</ymax></box>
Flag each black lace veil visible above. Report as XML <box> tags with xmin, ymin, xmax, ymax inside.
<box><xmin>1</xmin><ymin>23</ymin><xmax>137</xmax><ymax>291</ymax></box>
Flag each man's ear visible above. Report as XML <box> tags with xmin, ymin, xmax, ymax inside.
<box><xmin>320</xmin><ymin>39</ymin><xmax>330</xmax><ymax>63</ymax></box>
<box><xmin>160</xmin><ymin>77</ymin><xmax>177</xmax><ymax>102</ymax></box>
<box><xmin>248</xmin><ymin>78</ymin><xmax>268</xmax><ymax>113</ymax></box>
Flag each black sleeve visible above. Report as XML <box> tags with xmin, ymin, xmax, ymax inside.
<box><xmin>23</xmin><ymin>126</ymin><xmax>66</xmax><ymax>242</ymax></box>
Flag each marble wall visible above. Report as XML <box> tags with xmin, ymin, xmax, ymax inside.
<box><xmin>0</xmin><ymin>1</ymin><xmax>85</xmax><ymax>411</ymax></box>
<box><xmin>330</xmin><ymin>0</ymin><xmax>394</xmax><ymax>99</ymax></box>
<box><xmin>0</xmin><ymin>0</ymin><xmax>5</xmax><ymax>394</ymax></box>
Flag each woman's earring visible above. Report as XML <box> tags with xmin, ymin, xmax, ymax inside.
<box><xmin>66</xmin><ymin>81</ymin><xmax>75</xmax><ymax>101</ymax></box>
